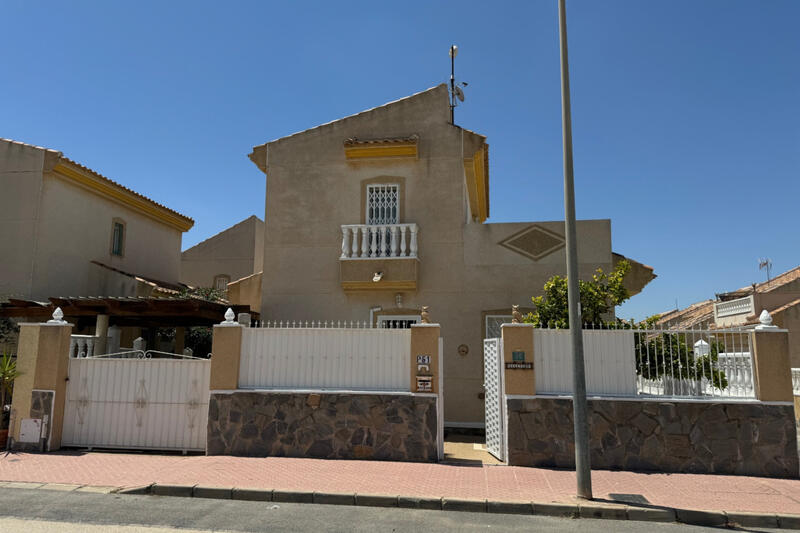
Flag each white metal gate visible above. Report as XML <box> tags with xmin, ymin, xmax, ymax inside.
<box><xmin>62</xmin><ymin>357</ymin><xmax>210</xmax><ymax>451</ymax></box>
<box><xmin>483</xmin><ymin>338</ymin><xmax>505</xmax><ymax>461</ymax></box>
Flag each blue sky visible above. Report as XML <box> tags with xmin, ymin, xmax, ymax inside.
<box><xmin>2</xmin><ymin>1</ymin><xmax>798</xmax><ymax>319</ymax></box>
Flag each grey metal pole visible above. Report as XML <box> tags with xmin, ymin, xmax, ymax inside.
<box><xmin>557</xmin><ymin>0</ymin><xmax>593</xmax><ymax>500</ymax></box>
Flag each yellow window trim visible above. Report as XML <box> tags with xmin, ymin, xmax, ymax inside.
<box><xmin>53</xmin><ymin>162</ymin><xmax>194</xmax><ymax>232</ymax></box>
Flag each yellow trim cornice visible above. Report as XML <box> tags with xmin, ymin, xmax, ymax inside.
<box><xmin>463</xmin><ymin>144</ymin><xmax>489</xmax><ymax>223</ymax></box>
<box><xmin>341</xmin><ymin>280</ymin><xmax>417</xmax><ymax>291</ymax></box>
<box><xmin>53</xmin><ymin>162</ymin><xmax>194</xmax><ymax>232</ymax></box>
<box><xmin>344</xmin><ymin>141</ymin><xmax>418</xmax><ymax>160</ymax></box>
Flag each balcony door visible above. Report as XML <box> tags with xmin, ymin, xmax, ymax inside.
<box><xmin>366</xmin><ymin>184</ymin><xmax>400</xmax><ymax>225</ymax></box>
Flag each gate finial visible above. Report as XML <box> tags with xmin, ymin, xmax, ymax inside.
<box><xmin>421</xmin><ymin>306</ymin><xmax>430</xmax><ymax>324</ymax></box>
<box><xmin>512</xmin><ymin>305</ymin><xmax>522</xmax><ymax>324</ymax></box>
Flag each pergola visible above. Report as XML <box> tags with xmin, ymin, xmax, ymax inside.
<box><xmin>0</xmin><ymin>296</ymin><xmax>257</xmax><ymax>328</ymax></box>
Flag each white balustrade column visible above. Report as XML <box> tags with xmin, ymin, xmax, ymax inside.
<box><xmin>370</xmin><ymin>226</ymin><xmax>378</xmax><ymax>257</ymax></box>
<box><xmin>69</xmin><ymin>337</ymin><xmax>77</xmax><ymax>358</ymax></box>
<box><xmin>351</xmin><ymin>227</ymin><xmax>359</xmax><ymax>257</ymax></box>
<box><xmin>341</xmin><ymin>227</ymin><xmax>350</xmax><ymax>259</ymax></box>
<box><xmin>400</xmin><ymin>226</ymin><xmax>408</xmax><ymax>257</ymax></box>
<box><xmin>390</xmin><ymin>226</ymin><xmax>399</xmax><ymax>257</ymax></box>
<box><xmin>379</xmin><ymin>226</ymin><xmax>387</xmax><ymax>257</ymax></box>
<box><xmin>409</xmin><ymin>226</ymin><xmax>419</xmax><ymax>258</ymax></box>
<box><xmin>360</xmin><ymin>226</ymin><xmax>369</xmax><ymax>258</ymax></box>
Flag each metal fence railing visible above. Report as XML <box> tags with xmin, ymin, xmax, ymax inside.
<box><xmin>524</xmin><ymin>324</ymin><xmax>757</xmax><ymax>400</ymax></box>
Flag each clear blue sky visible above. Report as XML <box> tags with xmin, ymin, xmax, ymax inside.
<box><xmin>3</xmin><ymin>1</ymin><xmax>798</xmax><ymax>319</ymax></box>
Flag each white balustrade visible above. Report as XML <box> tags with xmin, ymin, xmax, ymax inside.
<box><xmin>69</xmin><ymin>335</ymin><xmax>99</xmax><ymax>358</ymax></box>
<box><xmin>340</xmin><ymin>223</ymin><xmax>419</xmax><ymax>259</ymax></box>
<box><xmin>792</xmin><ymin>368</ymin><xmax>800</xmax><ymax>395</ymax></box>
<box><xmin>714</xmin><ymin>295</ymin><xmax>754</xmax><ymax>319</ymax></box>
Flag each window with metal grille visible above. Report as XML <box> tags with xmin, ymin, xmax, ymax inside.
<box><xmin>485</xmin><ymin>315</ymin><xmax>513</xmax><ymax>339</ymax></box>
<box><xmin>366</xmin><ymin>184</ymin><xmax>399</xmax><ymax>225</ymax></box>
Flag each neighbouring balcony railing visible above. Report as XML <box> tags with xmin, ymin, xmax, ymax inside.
<box><xmin>70</xmin><ymin>335</ymin><xmax>99</xmax><ymax>358</ymax></box>
<box><xmin>714</xmin><ymin>295</ymin><xmax>754</xmax><ymax>319</ymax></box>
<box><xmin>340</xmin><ymin>223</ymin><xmax>418</xmax><ymax>259</ymax></box>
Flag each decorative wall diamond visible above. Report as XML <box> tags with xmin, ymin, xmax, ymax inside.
<box><xmin>498</xmin><ymin>225</ymin><xmax>565</xmax><ymax>261</ymax></box>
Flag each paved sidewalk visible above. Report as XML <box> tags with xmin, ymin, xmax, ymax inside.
<box><xmin>1</xmin><ymin>451</ymin><xmax>799</xmax><ymax>515</ymax></box>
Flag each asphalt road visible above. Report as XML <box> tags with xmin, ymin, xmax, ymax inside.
<box><xmin>0</xmin><ymin>488</ymin><xmax>781</xmax><ymax>532</ymax></box>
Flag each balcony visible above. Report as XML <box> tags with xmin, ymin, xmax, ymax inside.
<box><xmin>339</xmin><ymin>223</ymin><xmax>419</xmax><ymax>291</ymax></box>
<box><xmin>714</xmin><ymin>295</ymin><xmax>754</xmax><ymax>320</ymax></box>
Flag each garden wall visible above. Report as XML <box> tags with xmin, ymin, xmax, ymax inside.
<box><xmin>507</xmin><ymin>397</ymin><xmax>799</xmax><ymax>478</ymax></box>
<box><xmin>207</xmin><ymin>391</ymin><xmax>438</xmax><ymax>461</ymax></box>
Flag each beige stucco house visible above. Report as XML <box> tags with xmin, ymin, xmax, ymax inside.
<box><xmin>238</xmin><ymin>85</ymin><xmax>654</xmax><ymax>425</ymax></box>
<box><xmin>180</xmin><ymin>215</ymin><xmax>264</xmax><ymax>292</ymax></box>
<box><xmin>659</xmin><ymin>266</ymin><xmax>800</xmax><ymax>367</ymax></box>
<box><xmin>0</xmin><ymin>138</ymin><xmax>194</xmax><ymax>302</ymax></box>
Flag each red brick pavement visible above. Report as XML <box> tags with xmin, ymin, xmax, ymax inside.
<box><xmin>1</xmin><ymin>451</ymin><xmax>799</xmax><ymax>514</ymax></box>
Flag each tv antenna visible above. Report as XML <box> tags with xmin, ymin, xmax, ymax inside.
<box><xmin>758</xmin><ymin>258</ymin><xmax>772</xmax><ymax>282</ymax></box>
<box><xmin>449</xmin><ymin>45</ymin><xmax>468</xmax><ymax>124</ymax></box>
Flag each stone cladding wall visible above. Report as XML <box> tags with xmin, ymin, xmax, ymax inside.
<box><xmin>207</xmin><ymin>391</ymin><xmax>438</xmax><ymax>461</ymax></box>
<box><xmin>11</xmin><ymin>390</ymin><xmax>54</xmax><ymax>452</ymax></box>
<box><xmin>507</xmin><ymin>397</ymin><xmax>798</xmax><ymax>478</ymax></box>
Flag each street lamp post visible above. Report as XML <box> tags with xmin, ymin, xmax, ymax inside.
<box><xmin>557</xmin><ymin>0</ymin><xmax>593</xmax><ymax>500</ymax></box>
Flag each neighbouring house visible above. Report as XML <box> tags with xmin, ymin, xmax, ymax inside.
<box><xmin>0</xmin><ymin>138</ymin><xmax>194</xmax><ymax>302</ymax></box>
<box><xmin>656</xmin><ymin>265</ymin><xmax>800</xmax><ymax>367</ymax></box>
<box><xmin>240</xmin><ymin>85</ymin><xmax>655</xmax><ymax>426</ymax></box>
<box><xmin>180</xmin><ymin>215</ymin><xmax>264</xmax><ymax>293</ymax></box>
<box><xmin>0</xmin><ymin>137</ymin><xmax>209</xmax><ymax>355</ymax></box>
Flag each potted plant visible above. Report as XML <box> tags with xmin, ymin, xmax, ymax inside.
<box><xmin>0</xmin><ymin>352</ymin><xmax>20</xmax><ymax>449</ymax></box>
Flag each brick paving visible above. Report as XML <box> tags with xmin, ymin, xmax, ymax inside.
<box><xmin>1</xmin><ymin>451</ymin><xmax>799</xmax><ymax>514</ymax></box>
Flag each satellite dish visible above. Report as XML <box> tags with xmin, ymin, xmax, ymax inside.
<box><xmin>454</xmin><ymin>85</ymin><xmax>465</xmax><ymax>102</ymax></box>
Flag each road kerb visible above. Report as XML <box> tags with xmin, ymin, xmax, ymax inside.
<box><xmin>625</xmin><ymin>506</ymin><xmax>676</xmax><ymax>523</ymax></box>
<box><xmin>272</xmin><ymin>490</ymin><xmax>314</xmax><ymax>503</ymax></box>
<box><xmin>355</xmin><ymin>494</ymin><xmax>399</xmax><ymax>507</ymax></box>
<box><xmin>779</xmin><ymin>514</ymin><xmax>800</xmax><ymax>529</ymax></box>
<box><xmin>578</xmin><ymin>502</ymin><xmax>627</xmax><ymax>520</ymax></box>
<box><xmin>151</xmin><ymin>484</ymin><xmax>195</xmax><ymax>497</ymax></box>
<box><xmin>314</xmin><ymin>492</ymin><xmax>355</xmax><ymax>505</ymax></box>
<box><xmin>442</xmin><ymin>498</ymin><xmax>487</xmax><ymax>513</ymax></box>
<box><xmin>398</xmin><ymin>496</ymin><xmax>442</xmax><ymax>510</ymax></box>
<box><xmin>193</xmin><ymin>486</ymin><xmax>233</xmax><ymax>499</ymax></box>
<box><xmin>533</xmin><ymin>502</ymin><xmax>579</xmax><ymax>518</ymax></box>
<box><xmin>487</xmin><ymin>501</ymin><xmax>534</xmax><ymax>515</ymax></box>
<box><xmin>231</xmin><ymin>488</ymin><xmax>272</xmax><ymax>501</ymax></box>
<box><xmin>117</xmin><ymin>484</ymin><xmax>153</xmax><ymax>495</ymax></box>
<box><xmin>40</xmin><ymin>483</ymin><xmax>83</xmax><ymax>492</ymax></box>
<box><xmin>726</xmin><ymin>511</ymin><xmax>779</xmax><ymax>529</ymax></box>
<box><xmin>674</xmin><ymin>508</ymin><xmax>727</xmax><ymax>527</ymax></box>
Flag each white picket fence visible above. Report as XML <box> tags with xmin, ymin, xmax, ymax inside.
<box><xmin>62</xmin><ymin>357</ymin><xmax>210</xmax><ymax>451</ymax></box>
<box><xmin>535</xmin><ymin>329</ymin><xmax>638</xmax><ymax>396</ymax></box>
<box><xmin>238</xmin><ymin>327</ymin><xmax>411</xmax><ymax>391</ymax></box>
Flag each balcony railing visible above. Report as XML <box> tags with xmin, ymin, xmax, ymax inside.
<box><xmin>714</xmin><ymin>295</ymin><xmax>754</xmax><ymax>319</ymax></box>
<box><xmin>340</xmin><ymin>223</ymin><xmax>418</xmax><ymax>259</ymax></box>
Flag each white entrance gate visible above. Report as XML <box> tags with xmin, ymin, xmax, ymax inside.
<box><xmin>62</xmin><ymin>356</ymin><xmax>210</xmax><ymax>452</ymax></box>
<box><xmin>483</xmin><ymin>338</ymin><xmax>506</xmax><ymax>461</ymax></box>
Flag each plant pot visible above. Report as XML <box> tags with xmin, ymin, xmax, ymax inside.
<box><xmin>0</xmin><ymin>429</ymin><xmax>8</xmax><ymax>450</ymax></box>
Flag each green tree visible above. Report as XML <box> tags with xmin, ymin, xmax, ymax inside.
<box><xmin>524</xmin><ymin>260</ymin><xmax>631</xmax><ymax>328</ymax></box>
<box><xmin>634</xmin><ymin>315</ymin><xmax>728</xmax><ymax>391</ymax></box>
<box><xmin>1</xmin><ymin>352</ymin><xmax>20</xmax><ymax>429</ymax></box>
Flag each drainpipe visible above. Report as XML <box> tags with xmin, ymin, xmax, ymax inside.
<box><xmin>369</xmin><ymin>306</ymin><xmax>382</xmax><ymax>328</ymax></box>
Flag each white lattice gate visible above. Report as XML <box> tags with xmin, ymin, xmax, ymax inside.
<box><xmin>62</xmin><ymin>357</ymin><xmax>210</xmax><ymax>452</ymax></box>
<box><xmin>483</xmin><ymin>338</ymin><xmax>506</xmax><ymax>461</ymax></box>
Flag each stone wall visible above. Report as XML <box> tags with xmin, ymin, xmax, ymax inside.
<box><xmin>208</xmin><ymin>391</ymin><xmax>438</xmax><ymax>461</ymax></box>
<box><xmin>507</xmin><ymin>397</ymin><xmax>799</xmax><ymax>478</ymax></box>
<box><xmin>11</xmin><ymin>389</ymin><xmax>54</xmax><ymax>452</ymax></box>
